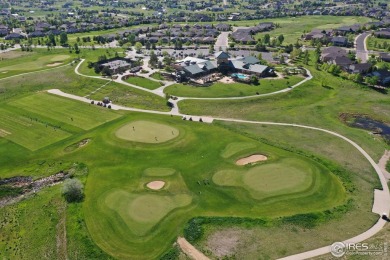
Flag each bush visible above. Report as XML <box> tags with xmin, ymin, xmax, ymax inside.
<box><xmin>62</xmin><ymin>179</ymin><xmax>84</xmax><ymax>203</ymax></box>
<box><xmin>184</xmin><ymin>218</ymin><xmax>204</xmax><ymax>242</ymax></box>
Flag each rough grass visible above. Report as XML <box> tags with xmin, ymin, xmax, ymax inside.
<box><xmin>88</xmin><ymin>83</ymin><xmax>171</xmax><ymax>111</ymax></box>
<box><xmin>165</xmin><ymin>76</ymin><xmax>302</xmax><ymax>98</ymax></box>
<box><xmin>221</xmin><ymin>142</ymin><xmax>257</xmax><ymax>158</ymax></box>
<box><xmin>0</xmin><ymin>186</ymin><xmax>63</xmax><ymax>259</ymax></box>
<box><xmin>0</xmin><ymin>57</ymin><xmax>170</xmax><ymax>112</ymax></box>
<box><xmin>125</xmin><ymin>76</ymin><xmax>163</xmax><ymax>90</ymax></box>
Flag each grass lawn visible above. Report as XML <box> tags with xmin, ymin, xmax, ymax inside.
<box><xmin>115</xmin><ymin>120</ymin><xmax>179</xmax><ymax>143</ymax></box>
<box><xmin>0</xmin><ymin>65</ymin><xmax>170</xmax><ymax>112</ymax></box>
<box><xmin>9</xmin><ymin>92</ymin><xmax>121</xmax><ymax>131</ymax></box>
<box><xmin>124</xmin><ymin>76</ymin><xmax>164</xmax><ymax>90</ymax></box>
<box><xmin>0</xmin><ymin>49</ymin><xmax>74</xmax><ymax>79</ymax></box>
<box><xmin>0</xmin><ymin>106</ymin><xmax>72</xmax><ymax>151</ymax></box>
<box><xmin>150</xmin><ymin>72</ymin><xmax>165</xmax><ymax>81</ymax></box>
<box><xmin>165</xmin><ymin>76</ymin><xmax>303</xmax><ymax>98</ymax></box>
<box><xmin>366</xmin><ymin>36</ymin><xmax>390</xmax><ymax>52</ymax></box>
<box><xmin>249</xmin><ymin>16</ymin><xmax>373</xmax><ymax>45</ymax></box>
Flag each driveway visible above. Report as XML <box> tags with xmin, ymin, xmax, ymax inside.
<box><xmin>355</xmin><ymin>32</ymin><xmax>370</xmax><ymax>63</ymax></box>
<box><xmin>215</xmin><ymin>32</ymin><xmax>230</xmax><ymax>51</ymax></box>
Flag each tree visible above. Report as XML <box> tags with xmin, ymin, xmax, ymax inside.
<box><xmin>145</xmin><ymin>40</ymin><xmax>151</xmax><ymax>50</ymax></box>
<box><xmin>62</xmin><ymin>179</ymin><xmax>84</xmax><ymax>203</ymax></box>
<box><xmin>48</xmin><ymin>34</ymin><xmax>56</xmax><ymax>46</ymax></box>
<box><xmin>134</xmin><ymin>42</ymin><xmax>143</xmax><ymax>53</ymax></box>
<box><xmin>263</xmin><ymin>34</ymin><xmax>270</xmax><ymax>45</ymax></box>
<box><xmin>149</xmin><ymin>50</ymin><xmax>158</xmax><ymax>68</ymax></box>
<box><xmin>251</xmin><ymin>75</ymin><xmax>259</xmax><ymax>85</ymax></box>
<box><xmin>365</xmin><ymin>76</ymin><xmax>379</xmax><ymax>86</ymax></box>
<box><xmin>209</xmin><ymin>44</ymin><xmax>214</xmax><ymax>54</ymax></box>
<box><xmin>74</xmin><ymin>43</ymin><xmax>80</xmax><ymax>54</ymax></box>
<box><xmin>60</xmin><ymin>32</ymin><xmax>68</xmax><ymax>46</ymax></box>
<box><xmin>277</xmin><ymin>34</ymin><xmax>284</xmax><ymax>45</ymax></box>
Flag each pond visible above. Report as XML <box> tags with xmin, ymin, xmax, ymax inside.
<box><xmin>347</xmin><ymin>115</ymin><xmax>390</xmax><ymax>143</ymax></box>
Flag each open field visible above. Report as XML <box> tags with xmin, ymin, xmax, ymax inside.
<box><xmin>165</xmin><ymin>76</ymin><xmax>302</xmax><ymax>98</ymax></box>
<box><xmin>0</xmin><ymin>63</ymin><xmax>170</xmax><ymax>112</ymax></box>
<box><xmin>124</xmin><ymin>76</ymin><xmax>164</xmax><ymax>90</ymax></box>
<box><xmin>0</xmin><ymin>49</ymin><xmax>74</xmax><ymax>79</ymax></box>
<box><xmin>246</xmin><ymin>16</ymin><xmax>373</xmax><ymax>45</ymax></box>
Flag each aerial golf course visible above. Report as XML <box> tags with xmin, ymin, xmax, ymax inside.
<box><xmin>0</xmin><ymin>92</ymin><xmax>347</xmax><ymax>259</ymax></box>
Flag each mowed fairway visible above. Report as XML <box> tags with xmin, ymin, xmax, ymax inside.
<box><xmin>10</xmin><ymin>93</ymin><xmax>121</xmax><ymax>130</ymax></box>
<box><xmin>0</xmin><ymin>107</ymin><xmax>71</xmax><ymax>150</ymax></box>
<box><xmin>115</xmin><ymin>120</ymin><xmax>180</xmax><ymax>143</ymax></box>
<box><xmin>104</xmin><ymin>190</ymin><xmax>192</xmax><ymax>235</ymax></box>
<box><xmin>81</xmin><ymin>114</ymin><xmax>346</xmax><ymax>259</ymax></box>
<box><xmin>0</xmin><ymin>50</ymin><xmax>73</xmax><ymax>78</ymax></box>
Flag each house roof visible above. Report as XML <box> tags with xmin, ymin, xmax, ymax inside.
<box><xmin>183</xmin><ymin>64</ymin><xmax>204</xmax><ymax>75</ymax></box>
<box><xmin>237</xmin><ymin>56</ymin><xmax>260</xmax><ymax>65</ymax></box>
<box><xmin>214</xmin><ymin>51</ymin><xmax>230</xmax><ymax>59</ymax></box>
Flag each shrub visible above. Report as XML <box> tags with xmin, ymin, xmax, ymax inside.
<box><xmin>62</xmin><ymin>179</ymin><xmax>84</xmax><ymax>203</ymax></box>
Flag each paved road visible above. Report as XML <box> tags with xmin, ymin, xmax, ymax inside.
<box><xmin>215</xmin><ymin>32</ymin><xmax>230</xmax><ymax>51</ymax></box>
<box><xmin>355</xmin><ymin>32</ymin><xmax>370</xmax><ymax>63</ymax></box>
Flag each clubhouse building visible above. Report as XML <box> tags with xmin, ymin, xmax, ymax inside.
<box><xmin>174</xmin><ymin>51</ymin><xmax>274</xmax><ymax>82</ymax></box>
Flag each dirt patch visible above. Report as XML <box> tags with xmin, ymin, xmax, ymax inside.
<box><xmin>205</xmin><ymin>229</ymin><xmax>243</xmax><ymax>258</ymax></box>
<box><xmin>47</xmin><ymin>62</ymin><xmax>63</xmax><ymax>67</ymax></box>
<box><xmin>236</xmin><ymin>154</ymin><xmax>268</xmax><ymax>165</ymax></box>
<box><xmin>64</xmin><ymin>138</ymin><xmax>90</xmax><ymax>152</ymax></box>
<box><xmin>146</xmin><ymin>181</ymin><xmax>165</xmax><ymax>190</ymax></box>
<box><xmin>177</xmin><ymin>237</ymin><xmax>210</xmax><ymax>260</ymax></box>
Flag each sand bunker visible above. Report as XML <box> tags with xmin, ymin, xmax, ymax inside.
<box><xmin>47</xmin><ymin>62</ymin><xmax>63</xmax><ymax>67</ymax></box>
<box><xmin>146</xmin><ymin>181</ymin><xmax>165</xmax><ymax>190</ymax></box>
<box><xmin>236</xmin><ymin>154</ymin><xmax>267</xmax><ymax>165</ymax></box>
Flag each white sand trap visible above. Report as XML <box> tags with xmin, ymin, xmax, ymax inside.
<box><xmin>46</xmin><ymin>62</ymin><xmax>63</xmax><ymax>67</ymax></box>
<box><xmin>146</xmin><ymin>181</ymin><xmax>165</xmax><ymax>190</ymax></box>
<box><xmin>236</xmin><ymin>154</ymin><xmax>267</xmax><ymax>165</ymax></box>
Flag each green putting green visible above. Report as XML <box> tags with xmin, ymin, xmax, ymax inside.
<box><xmin>213</xmin><ymin>158</ymin><xmax>316</xmax><ymax>199</ymax></box>
<box><xmin>221</xmin><ymin>142</ymin><xmax>257</xmax><ymax>158</ymax></box>
<box><xmin>115</xmin><ymin>120</ymin><xmax>180</xmax><ymax>143</ymax></box>
<box><xmin>104</xmin><ymin>190</ymin><xmax>192</xmax><ymax>235</ymax></box>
